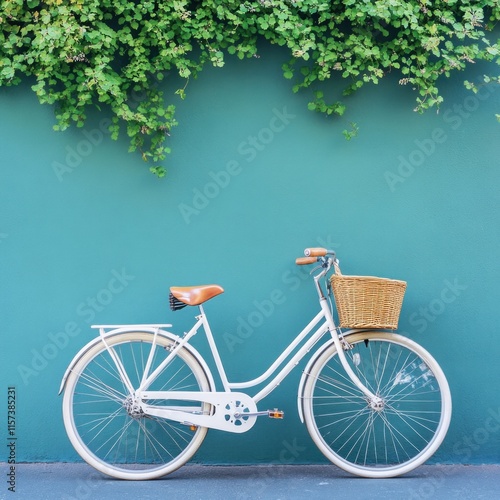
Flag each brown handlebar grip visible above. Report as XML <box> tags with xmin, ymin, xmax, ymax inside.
<box><xmin>296</xmin><ymin>257</ymin><xmax>317</xmax><ymax>265</ymax></box>
<box><xmin>304</xmin><ymin>247</ymin><xmax>327</xmax><ymax>257</ymax></box>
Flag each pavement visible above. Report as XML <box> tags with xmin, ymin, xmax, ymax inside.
<box><xmin>2</xmin><ymin>463</ymin><xmax>499</xmax><ymax>500</ymax></box>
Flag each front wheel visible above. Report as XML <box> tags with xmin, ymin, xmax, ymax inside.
<box><xmin>62</xmin><ymin>332</ymin><xmax>212</xmax><ymax>480</ymax></box>
<box><xmin>302</xmin><ymin>331</ymin><xmax>452</xmax><ymax>478</ymax></box>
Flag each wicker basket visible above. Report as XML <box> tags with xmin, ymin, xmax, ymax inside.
<box><xmin>330</xmin><ymin>263</ymin><xmax>407</xmax><ymax>329</ymax></box>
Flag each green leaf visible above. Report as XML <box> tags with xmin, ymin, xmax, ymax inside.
<box><xmin>1</xmin><ymin>67</ymin><xmax>15</xmax><ymax>79</ymax></box>
<box><xmin>150</xmin><ymin>166</ymin><xmax>167</xmax><ymax>178</ymax></box>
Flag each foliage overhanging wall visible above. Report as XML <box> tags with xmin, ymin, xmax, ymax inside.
<box><xmin>1</xmin><ymin>0</ymin><xmax>500</xmax><ymax>176</ymax></box>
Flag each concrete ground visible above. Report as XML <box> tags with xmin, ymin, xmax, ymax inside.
<box><xmin>3</xmin><ymin>463</ymin><xmax>499</xmax><ymax>500</ymax></box>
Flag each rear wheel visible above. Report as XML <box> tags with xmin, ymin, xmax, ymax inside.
<box><xmin>302</xmin><ymin>331</ymin><xmax>451</xmax><ymax>478</ymax></box>
<box><xmin>62</xmin><ymin>332</ymin><xmax>212</xmax><ymax>480</ymax></box>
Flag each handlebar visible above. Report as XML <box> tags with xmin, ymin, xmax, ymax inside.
<box><xmin>295</xmin><ymin>257</ymin><xmax>317</xmax><ymax>265</ymax></box>
<box><xmin>295</xmin><ymin>247</ymin><xmax>338</xmax><ymax>300</ymax></box>
<box><xmin>296</xmin><ymin>247</ymin><xmax>336</xmax><ymax>266</ymax></box>
<box><xmin>304</xmin><ymin>248</ymin><xmax>327</xmax><ymax>257</ymax></box>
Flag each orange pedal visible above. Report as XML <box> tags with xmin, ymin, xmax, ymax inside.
<box><xmin>268</xmin><ymin>409</ymin><xmax>284</xmax><ymax>419</ymax></box>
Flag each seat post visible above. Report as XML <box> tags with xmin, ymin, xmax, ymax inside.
<box><xmin>197</xmin><ymin>304</ymin><xmax>231</xmax><ymax>391</ymax></box>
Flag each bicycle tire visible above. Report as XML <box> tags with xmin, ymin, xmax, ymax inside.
<box><xmin>302</xmin><ymin>331</ymin><xmax>452</xmax><ymax>478</ymax></box>
<box><xmin>62</xmin><ymin>331</ymin><xmax>212</xmax><ymax>480</ymax></box>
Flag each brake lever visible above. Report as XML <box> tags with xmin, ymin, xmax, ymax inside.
<box><xmin>311</xmin><ymin>257</ymin><xmax>330</xmax><ymax>275</ymax></box>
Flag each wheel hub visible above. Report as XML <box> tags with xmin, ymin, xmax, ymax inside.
<box><xmin>123</xmin><ymin>395</ymin><xmax>145</xmax><ymax>419</ymax></box>
<box><xmin>368</xmin><ymin>396</ymin><xmax>385</xmax><ymax>412</ymax></box>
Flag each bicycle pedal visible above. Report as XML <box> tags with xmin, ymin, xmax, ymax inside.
<box><xmin>268</xmin><ymin>409</ymin><xmax>284</xmax><ymax>419</ymax></box>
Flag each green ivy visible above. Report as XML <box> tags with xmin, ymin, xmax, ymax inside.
<box><xmin>1</xmin><ymin>0</ymin><xmax>499</xmax><ymax>177</ymax></box>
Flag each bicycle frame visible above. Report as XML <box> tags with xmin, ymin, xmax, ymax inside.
<box><xmin>93</xmin><ymin>260</ymin><xmax>381</xmax><ymax>433</ymax></box>
<box><xmin>141</xmin><ymin>304</ymin><xmax>331</xmax><ymax>403</ymax></box>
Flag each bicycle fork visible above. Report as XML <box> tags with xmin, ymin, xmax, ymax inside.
<box><xmin>318</xmin><ymin>298</ymin><xmax>383</xmax><ymax>408</ymax></box>
<box><xmin>308</xmin><ymin>260</ymin><xmax>383</xmax><ymax>408</ymax></box>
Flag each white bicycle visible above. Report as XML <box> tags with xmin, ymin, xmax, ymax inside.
<box><xmin>59</xmin><ymin>248</ymin><xmax>452</xmax><ymax>480</ymax></box>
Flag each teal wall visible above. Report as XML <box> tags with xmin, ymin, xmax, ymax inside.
<box><xmin>1</xmin><ymin>45</ymin><xmax>499</xmax><ymax>465</ymax></box>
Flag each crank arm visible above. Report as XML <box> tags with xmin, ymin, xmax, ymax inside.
<box><xmin>234</xmin><ymin>409</ymin><xmax>284</xmax><ymax>419</ymax></box>
<box><xmin>233</xmin><ymin>410</ymin><xmax>269</xmax><ymax>418</ymax></box>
